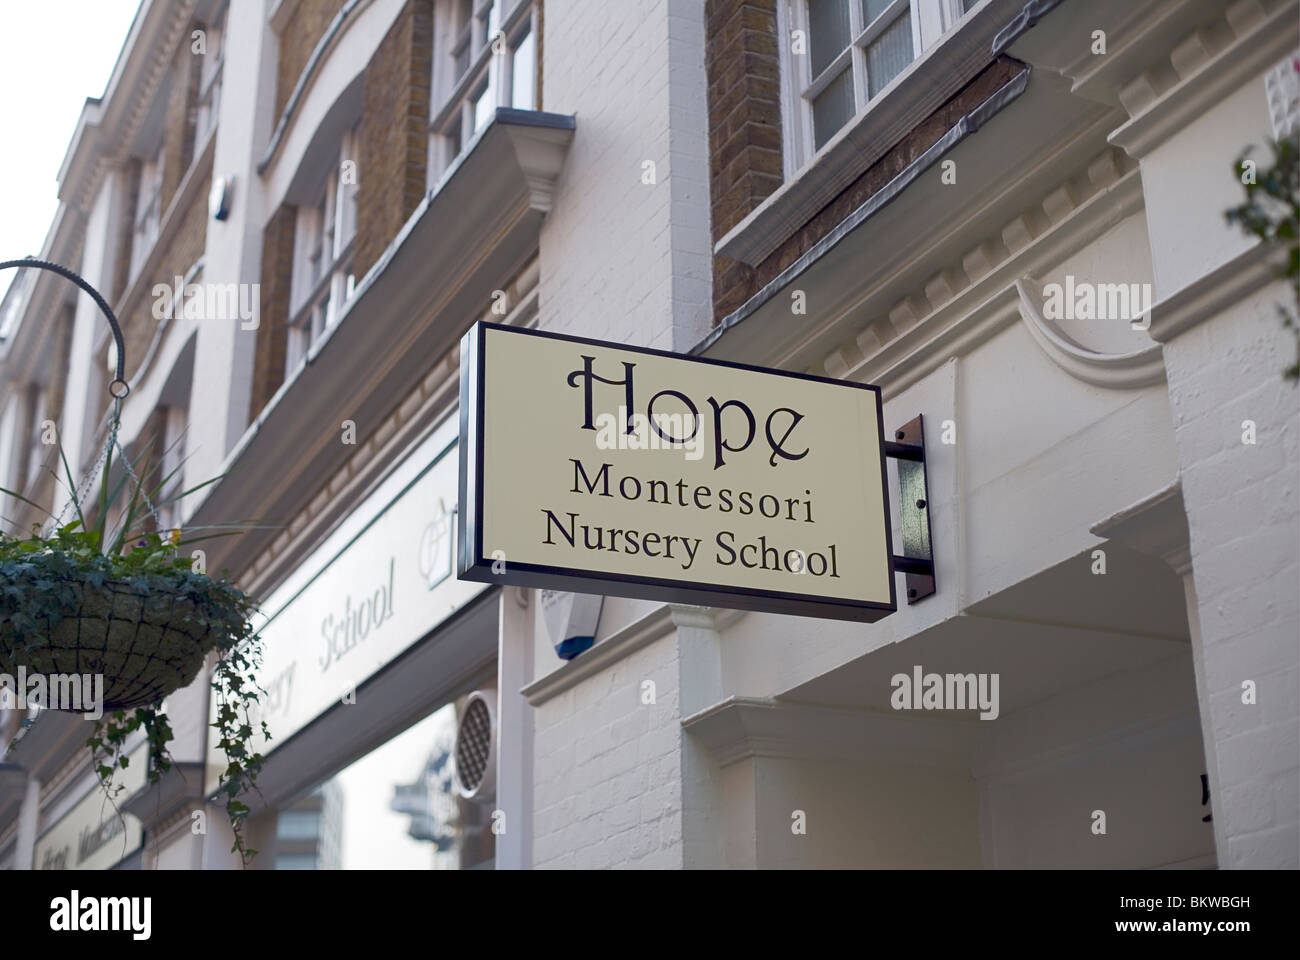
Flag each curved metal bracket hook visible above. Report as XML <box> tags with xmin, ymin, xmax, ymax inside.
<box><xmin>1</xmin><ymin>258</ymin><xmax>129</xmax><ymax>400</ymax></box>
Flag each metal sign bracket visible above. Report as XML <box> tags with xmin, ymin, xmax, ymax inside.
<box><xmin>885</xmin><ymin>415</ymin><xmax>936</xmax><ymax>604</ymax></box>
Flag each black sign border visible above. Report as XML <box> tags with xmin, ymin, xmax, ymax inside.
<box><xmin>458</xmin><ymin>321</ymin><xmax>897</xmax><ymax>623</ymax></box>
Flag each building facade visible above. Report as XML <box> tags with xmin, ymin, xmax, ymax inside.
<box><xmin>1</xmin><ymin>0</ymin><xmax>1297</xmax><ymax>870</ymax></box>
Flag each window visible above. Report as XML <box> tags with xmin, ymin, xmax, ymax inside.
<box><xmin>508</xmin><ymin>26</ymin><xmax>536</xmax><ymax>111</ymax></box>
<box><xmin>287</xmin><ymin>127</ymin><xmax>359</xmax><ymax>373</ymax></box>
<box><xmin>129</xmin><ymin>142</ymin><xmax>164</xmax><ymax>279</ymax></box>
<box><xmin>275</xmin><ymin>854</ymin><xmax>318</xmax><ymax>870</ymax></box>
<box><xmin>155</xmin><ymin>405</ymin><xmax>188</xmax><ymax>532</ymax></box>
<box><xmin>430</xmin><ymin>0</ymin><xmax>538</xmax><ymax>182</ymax></box>
<box><xmin>784</xmin><ymin>0</ymin><xmax>972</xmax><ymax>166</ymax></box>
<box><xmin>273</xmin><ymin>702</ymin><xmax>495</xmax><ymax>869</ymax></box>
<box><xmin>277</xmin><ymin>809</ymin><xmax>321</xmax><ymax>841</ymax></box>
<box><xmin>195</xmin><ymin>4</ymin><xmax>228</xmax><ymax>145</ymax></box>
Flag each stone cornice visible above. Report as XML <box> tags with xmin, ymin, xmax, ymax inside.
<box><xmin>1147</xmin><ymin>243</ymin><xmax>1291</xmax><ymax>344</ymax></box>
<box><xmin>681</xmin><ymin>696</ymin><xmax>981</xmax><ymax>769</ymax></box>
<box><xmin>59</xmin><ymin>0</ymin><xmax>197</xmax><ymax>215</ymax></box>
<box><xmin>1108</xmin><ymin>0</ymin><xmax>1299</xmax><ymax>159</ymax></box>
<box><xmin>838</xmin><ymin>161</ymin><xmax>1147</xmax><ymax>400</ymax></box>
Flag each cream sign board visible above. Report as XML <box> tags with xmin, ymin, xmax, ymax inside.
<box><xmin>458</xmin><ymin>323</ymin><xmax>896</xmax><ymax>621</ymax></box>
<box><xmin>206</xmin><ymin>419</ymin><xmax>486</xmax><ymax>786</ymax></box>
<box><xmin>36</xmin><ymin>742</ymin><xmax>146</xmax><ymax>870</ymax></box>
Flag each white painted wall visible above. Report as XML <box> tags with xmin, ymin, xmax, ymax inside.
<box><xmin>524</xmin><ymin>0</ymin><xmax>713</xmax><ymax>867</ymax></box>
<box><xmin>531</xmin><ymin>632</ymin><xmax>682</xmax><ymax>868</ymax></box>
<box><xmin>1141</xmin><ymin>68</ymin><xmax>1300</xmax><ymax>868</ymax></box>
<box><xmin>537</xmin><ymin>0</ymin><xmax>711</xmax><ymax>354</ymax></box>
<box><xmin>183</xmin><ymin>0</ymin><xmax>281</xmax><ymax>492</ymax></box>
<box><xmin>753</xmin><ymin>756</ymin><xmax>981</xmax><ymax>868</ymax></box>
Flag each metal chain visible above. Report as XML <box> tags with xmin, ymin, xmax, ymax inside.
<box><xmin>113</xmin><ymin>420</ymin><xmax>164</xmax><ymax>534</ymax></box>
<box><xmin>49</xmin><ymin>400</ymin><xmax>126</xmax><ymax>531</ymax></box>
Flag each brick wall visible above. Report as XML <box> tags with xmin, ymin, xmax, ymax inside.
<box><xmin>355</xmin><ymin>0</ymin><xmax>433</xmax><ymax>280</ymax></box>
<box><xmin>710</xmin><ymin>54</ymin><xmax>1026</xmax><ymax>321</ymax></box>
<box><xmin>532</xmin><ymin>633</ymin><xmax>684</xmax><ymax>868</ymax></box>
<box><xmin>705</xmin><ymin>0</ymin><xmax>782</xmax><ymax>321</ymax></box>
<box><xmin>275</xmin><ymin>0</ymin><xmax>349</xmax><ymax>120</ymax></box>
<box><xmin>538</xmin><ymin>0</ymin><xmax>712</xmax><ymax>354</ymax></box>
<box><xmin>1162</xmin><ymin>283</ymin><xmax>1300</xmax><ymax>867</ymax></box>
<box><xmin>119</xmin><ymin>174</ymin><xmax>211</xmax><ymax>383</ymax></box>
<box><xmin>251</xmin><ymin>205</ymin><xmax>296</xmax><ymax>418</ymax></box>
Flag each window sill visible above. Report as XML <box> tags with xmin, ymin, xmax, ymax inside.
<box><xmin>716</xmin><ymin>0</ymin><xmax>1023</xmax><ymax>267</ymax></box>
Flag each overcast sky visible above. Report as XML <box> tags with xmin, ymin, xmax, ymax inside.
<box><xmin>0</xmin><ymin>1</ymin><xmax>141</xmax><ymax>302</ymax></box>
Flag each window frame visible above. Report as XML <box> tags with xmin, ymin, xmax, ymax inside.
<box><xmin>779</xmin><ymin>0</ymin><xmax>973</xmax><ymax>173</ymax></box>
<box><xmin>129</xmin><ymin>141</ymin><xmax>165</xmax><ymax>281</ymax></box>
<box><xmin>287</xmin><ymin>127</ymin><xmax>359</xmax><ymax>374</ymax></box>
<box><xmin>155</xmin><ymin>404</ymin><xmax>188</xmax><ymax>532</ymax></box>
<box><xmin>195</xmin><ymin>3</ymin><xmax>229</xmax><ymax>146</ymax></box>
<box><xmin>428</xmin><ymin>0</ymin><xmax>537</xmax><ymax>185</ymax></box>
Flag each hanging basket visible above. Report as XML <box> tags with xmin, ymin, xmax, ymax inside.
<box><xmin>0</xmin><ymin>570</ymin><xmax>243</xmax><ymax>712</ymax></box>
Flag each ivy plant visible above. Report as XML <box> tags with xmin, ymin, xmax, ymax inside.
<box><xmin>1</xmin><ymin>437</ymin><xmax>269</xmax><ymax>865</ymax></box>
<box><xmin>1226</xmin><ymin>135</ymin><xmax>1300</xmax><ymax>381</ymax></box>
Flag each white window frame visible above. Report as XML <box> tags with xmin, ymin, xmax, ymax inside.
<box><xmin>779</xmin><ymin>0</ymin><xmax>972</xmax><ymax>174</ymax></box>
<box><xmin>195</xmin><ymin>4</ymin><xmax>228</xmax><ymax>146</ymax></box>
<box><xmin>156</xmin><ymin>405</ymin><xmax>188</xmax><ymax>532</ymax></box>
<box><xmin>23</xmin><ymin>384</ymin><xmax>46</xmax><ymax>491</ymax></box>
<box><xmin>287</xmin><ymin>127</ymin><xmax>359</xmax><ymax>373</ymax></box>
<box><xmin>129</xmin><ymin>141</ymin><xmax>165</xmax><ymax>280</ymax></box>
<box><xmin>428</xmin><ymin>0</ymin><xmax>538</xmax><ymax>184</ymax></box>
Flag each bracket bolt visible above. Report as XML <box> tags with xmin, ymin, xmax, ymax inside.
<box><xmin>916</xmin><ymin>498</ymin><xmax>926</xmax><ymax>509</ymax></box>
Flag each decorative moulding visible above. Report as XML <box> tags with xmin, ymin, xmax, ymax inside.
<box><xmin>1108</xmin><ymin>0</ymin><xmax>1298</xmax><ymax>158</ymax></box>
<box><xmin>59</xmin><ymin>1</ymin><xmax>196</xmax><ymax>215</ymax></box>
<box><xmin>1146</xmin><ymin>243</ymin><xmax>1290</xmax><ymax>345</ymax></box>
<box><xmin>681</xmin><ymin>696</ymin><xmax>982</xmax><ymax>769</ymax></box>
<box><xmin>1014</xmin><ymin>276</ymin><xmax>1166</xmax><ymax>389</ymax></box>
<box><xmin>795</xmin><ymin>160</ymin><xmax>1143</xmax><ymax>402</ymax></box>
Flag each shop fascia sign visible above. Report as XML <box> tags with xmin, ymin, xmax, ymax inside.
<box><xmin>457</xmin><ymin>322</ymin><xmax>934</xmax><ymax>622</ymax></box>
<box><xmin>35</xmin><ymin>742</ymin><xmax>147</xmax><ymax>870</ymax></box>
<box><xmin>204</xmin><ymin>417</ymin><xmax>486</xmax><ymax>791</ymax></box>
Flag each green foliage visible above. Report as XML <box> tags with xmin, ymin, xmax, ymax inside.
<box><xmin>1226</xmin><ymin>136</ymin><xmax>1300</xmax><ymax>381</ymax></box>
<box><xmin>1</xmin><ymin>433</ymin><xmax>269</xmax><ymax>866</ymax></box>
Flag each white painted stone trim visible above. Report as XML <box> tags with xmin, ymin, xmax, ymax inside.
<box><xmin>1013</xmin><ymin>276</ymin><xmax>1166</xmax><ymax>389</ymax></box>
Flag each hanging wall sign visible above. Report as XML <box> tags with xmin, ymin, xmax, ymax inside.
<box><xmin>458</xmin><ymin>322</ymin><xmax>896</xmax><ymax>621</ymax></box>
